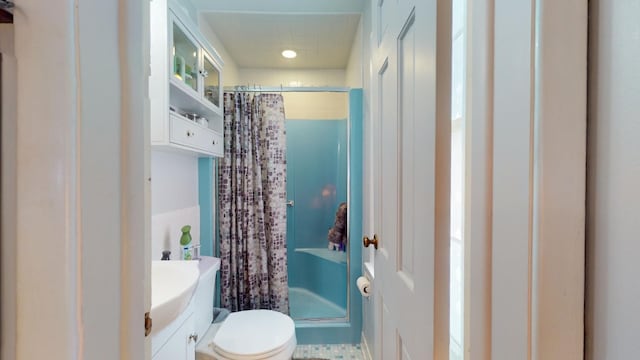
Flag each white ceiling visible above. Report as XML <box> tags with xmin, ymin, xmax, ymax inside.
<box><xmin>193</xmin><ymin>0</ymin><xmax>364</xmax><ymax>14</ymax></box>
<box><xmin>201</xmin><ymin>12</ymin><xmax>361</xmax><ymax>69</ymax></box>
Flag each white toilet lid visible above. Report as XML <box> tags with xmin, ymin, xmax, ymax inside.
<box><xmin>213</xmin><ymin>310</ymin><xmax>296</xmax><ymax>360</ymax></box>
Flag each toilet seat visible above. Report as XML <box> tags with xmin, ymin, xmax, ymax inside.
<box><xmin>197</xmin><ymin>310</ymin><xmax>296</xmax><ymax>360</ymax></box>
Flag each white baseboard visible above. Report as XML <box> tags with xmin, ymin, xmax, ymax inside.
<box><xmin>361</xmin><ymin>332</ymin><xmax>373</xmax><ymax>360</ymax></box>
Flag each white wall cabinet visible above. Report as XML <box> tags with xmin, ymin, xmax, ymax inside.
<box><xmin>150</xmin><ymin>0</ymin><xmax>224</xmax><ymax>157</ymax></box>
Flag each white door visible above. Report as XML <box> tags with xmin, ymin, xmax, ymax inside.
<box><xmin>7</xmin><ymin>1</ymin><xmax>150</xmax><ymax>359</ymax></box>
<box><xmin>367</xmin><ymin>0</ymin><xmax>451</xmax><ymax>359</ymax></box>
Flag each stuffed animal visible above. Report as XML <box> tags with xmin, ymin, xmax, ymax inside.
<box><xmin>327</xmin><ymin>202</ymin><xmax>347</xmax><ymax>251</ymax></box>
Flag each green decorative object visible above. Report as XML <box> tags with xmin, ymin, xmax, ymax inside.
<box><xmin>180</xmin><ymin>225</ymin><xmax>192</xmax><ymax>246</ymax></box>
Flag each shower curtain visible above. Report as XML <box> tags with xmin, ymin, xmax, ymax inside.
<box><xmin>218</xmin><ymin>92</ymin><xmax>289</xmax><ymax>314</ymax></box>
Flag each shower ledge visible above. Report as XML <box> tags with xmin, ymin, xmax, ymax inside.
<box><xmin>295</xmin><ymin>248</ymin><xmax>347</xmax><ymax>264</ymax></box>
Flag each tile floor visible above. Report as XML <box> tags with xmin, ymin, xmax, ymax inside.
<box><xmin>293</xmin><ymin>344</ymin><xmax>365</xmax><ymax>360</ymax></box>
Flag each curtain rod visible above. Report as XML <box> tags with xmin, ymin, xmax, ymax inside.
<box><xmin>223</xmin><ymin>86</ymin><xmax>350</xmax><ymax>93</ymax></box>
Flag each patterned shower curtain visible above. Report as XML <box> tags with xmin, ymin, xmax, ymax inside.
<box><xmin>218</xmin><ymin>92</ymin><xmax>289</xmax><ymax>314</ymax></box>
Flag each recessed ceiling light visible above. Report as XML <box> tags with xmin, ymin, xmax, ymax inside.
<box><xmin>281</xmin><ymin>50</ymin><xmax>297</xmax><ymax>59</ymax></box>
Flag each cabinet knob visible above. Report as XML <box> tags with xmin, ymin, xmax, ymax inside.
<box><xmin>186</xmin><ymin>130</ymin><xmax>195</xmax><ymax>137</ymax></box>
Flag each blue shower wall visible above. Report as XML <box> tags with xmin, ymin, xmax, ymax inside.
<box><xmin>198</xmin><ymin>158</ymin><xmax>214</xmax><ymax>257</ymax></box>
<box><xmin>286</xmin><ymin>119</ymin><xmax>348</xmax><ymax>250</ymax></box>
<box><xmin>199</xmin><ymin>158</ymin><xmax>221</xmax><ymax>308</ymax></box>
<box><xmin>286</xmin><ymin>119</ymin><xmax>348</xmax><ymax>309</ymax></box>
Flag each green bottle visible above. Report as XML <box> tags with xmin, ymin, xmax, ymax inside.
<box><xmin>180</xmin><ymin>225</ymin><xmax>192</xmax><ymax>246</ymax></box>
<box><xmin>180</xmin><ymin>225</ymin><xmax>192</xmax><ymax>260</ymax></box>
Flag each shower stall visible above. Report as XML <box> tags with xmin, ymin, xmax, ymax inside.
<box><xmin>286</xmin><ymin>100</ymin><xmax>349</xmax><ymax>321</ymax></box>
<box><xmin>282</xmin><ymin>88</ymin><xmax>363</xmax><ymax>345</ymax></box>
<box><xmin>217</xmin><ymin>86</ymin><xmax>362</xmax><ymax>344</ymax></box>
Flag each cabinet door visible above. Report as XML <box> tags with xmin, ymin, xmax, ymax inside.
<box><xmin>152</xmin><ymin>313</ymin><xmax>195</xmax><ymax>360</ymax></box>
<box><xmin>170</xmin><ymin>17</ymin><xmax>199</xmax><ymax>94</ymax></box>
<box><xmin>201</xmin><ymin>51</ymin><xmax>221</xmax><ymax>109</ymax></box>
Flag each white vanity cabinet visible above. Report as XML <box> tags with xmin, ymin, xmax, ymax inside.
<box><xmin>152</xmin><ymin>311</ymin><xmax>196</xmax><ymax>360</ymax></box>
<box><xmin>150</xmin><ymin>0</ymin><xmax>224</xmax><ymax>157</ymax></box>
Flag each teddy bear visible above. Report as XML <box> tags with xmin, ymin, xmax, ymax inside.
<box><xmin>327</xmin><ymin>202</ymin><xmax>348</xmax><ymax>251</ymax></box>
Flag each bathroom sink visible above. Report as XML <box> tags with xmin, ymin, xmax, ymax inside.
<box><xmin>151</xmin><ymin>260</ymin><xmax>200</xmax><ymax>334</ymax></box>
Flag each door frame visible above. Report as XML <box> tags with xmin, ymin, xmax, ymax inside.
<box><xmin>465</xmin><ymin>0</ymin><xmax>587</xmax><ymax>359</ymax></box>
<box><xmin>1</xmin><ymin>21</ymin><xmax>17</xmax><ymax>360</ymax></box>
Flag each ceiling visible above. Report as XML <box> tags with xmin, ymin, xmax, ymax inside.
<box><xmin>201</xmin><ymin>12</ymin><xmax>361</xmax><ymax>69</ymax></box>
<box><xmin>193</xmin><ymin>0</ymin><xmax>364</xmax><ymax>14</ymax></box>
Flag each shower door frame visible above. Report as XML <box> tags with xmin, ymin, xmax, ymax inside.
<box><xmin>219</xmin><ymin>86</ymin><xmax>363</xmax><ymax>343</ymax></box>
<box><xmin>287</xmin><ymin>88</ymin><xmax>351</xmax><ymax>324</ymax></box>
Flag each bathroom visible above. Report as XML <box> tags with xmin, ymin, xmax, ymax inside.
<box><xmin>5</xmin><ymin>0</ymin><xmax>637</xmax><ymax>358</ymax></box>
<box><xmin>4</xmin><ymin>0</ymin><xmax>618</xmax><ymax>359</ymax></box>
<box><xmin>150</xmin><ymin>0</ymin><xmax>365</xmax><ymax>358</ymax></box>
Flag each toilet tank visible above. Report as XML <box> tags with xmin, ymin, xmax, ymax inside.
<box><xmin>193</xmin><ymin>256</ymin><xmax>220</xmax><ymax>340</ymax></box>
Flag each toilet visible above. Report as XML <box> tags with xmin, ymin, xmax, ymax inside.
<box><xmin>193</xmin><ymin>256</ymin><xmax>297</xmax><ymax>360</ymax></box>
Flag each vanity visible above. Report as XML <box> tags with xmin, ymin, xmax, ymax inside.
<box><xmin>150</xmin><ymin>0</ymin><xmax>224</xmax><ymax>157</ymax></box>
<box><xmin>150</xmin><ymin>260</ymin><xmax>200</xmax><ymax>360</ymax></box>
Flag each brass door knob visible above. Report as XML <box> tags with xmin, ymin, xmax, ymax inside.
<box><xmin>363</xmin><ymin>234</ymin><xmax>379</xmax><ymax>249</ymax></box>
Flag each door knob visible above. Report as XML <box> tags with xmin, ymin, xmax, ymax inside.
<box><xmin>363</xmin><ymin>234</ymin><xmax>379</xmax><ymax>249</ymax></box>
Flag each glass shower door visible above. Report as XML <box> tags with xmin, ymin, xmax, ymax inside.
<box><xmin>286</xmin><ymin>118</ymin><xmax>348</xmax><ymax>321</ymax></box>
